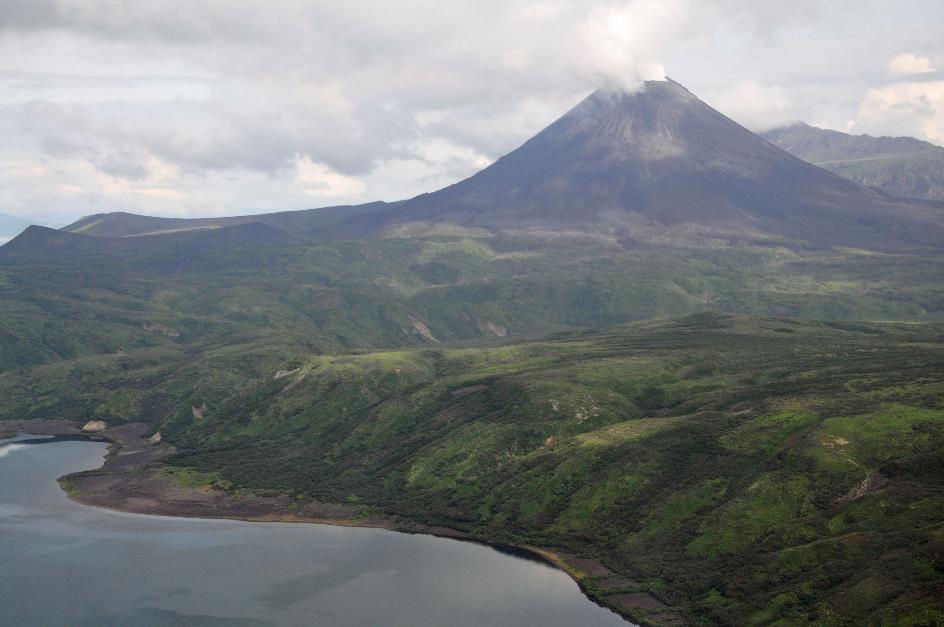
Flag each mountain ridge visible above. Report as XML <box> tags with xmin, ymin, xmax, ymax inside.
<box><xmin>763</xmin><ymin>123</ymin><xmax>944</xmax><ymax>201</ymax></box>
<box><xmin>0</xmin><ymin>222</ymin><xmax>300</xmax><ymax>265</ymax></box>
<box><xmin>62</xmin><ymin>201</ymin><xmax>395</xmax><ymax>238</ymax></box>
<box><xmin>370</xmin><ymin>80</ymin><xmax>944</xmax><ymax>250</ymax></box>
<box><xmin>50</xmin><ymin>80</ymin><xmax>944</xmax><ymax>252</ymax></box>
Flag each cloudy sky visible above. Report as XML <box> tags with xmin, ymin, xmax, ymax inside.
<box><xmin>1</xmin><ymin>0</ymin><xmax>943</xmax><ymax>225</ymax></box>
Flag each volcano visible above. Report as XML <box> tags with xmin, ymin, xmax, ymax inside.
<box><xmin>364</xmin><ymin>79</ymin><xmax>944</xmax><ymax>249</ymax></box>
<box><xmin>58</xmin><ymin>79</ymin><xmax>944</xmax><ymax>251</ymax></box>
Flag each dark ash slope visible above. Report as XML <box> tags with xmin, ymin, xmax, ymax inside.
<box><xmin>379</xmin><ymin>80</ymin><xmax>944</xmax><ymax>250</ymax></box>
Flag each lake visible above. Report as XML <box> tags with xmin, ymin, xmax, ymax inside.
<box><xmin>0</xmin><ymin>434</ymin><xmax>630</xmax><ymax>626</ymax></box>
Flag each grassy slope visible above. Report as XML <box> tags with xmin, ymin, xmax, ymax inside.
<box><xmin>1</xmin><ymin>234</ymin><xmax>943</xmax><ymax>373</ymax></box>
<box><xmin>2</xmin><ymin>236</ymin><xmax>944</xmax><ymax>624</ymax></box>
<box><xmin>159</xmin><ymin>314</ymin><xmax>943</xmax><ymax>626</ymax></box>
<box><xmin>3</xmin><ymin>314</ymin><xmax>943</xmax><ymax>623</ymax></box>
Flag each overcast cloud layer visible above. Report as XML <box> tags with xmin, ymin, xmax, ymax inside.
<box><xmin>1</xmin><ymin>0</ymin><xmax>942</xmax><ymax>224</ymax></box>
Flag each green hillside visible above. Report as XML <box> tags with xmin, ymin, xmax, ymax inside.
<box><xmin>3</xmin><ymin>307</ymin><xmax>943</xmax><ymax>624</ymax></box>
<box><xmin>2</xmin><ymin>231</ymin><xmax>944</xmax><ymax>374</ymax></box>
<box><xmin>167</xmin><ymin>314</ymin><xmax>944</xmax><ymax>626</ymax></box>
<box><xmin>2</xmin><ymin>229</ymin><xmax>944</xmax><ymax>624</ymax></box>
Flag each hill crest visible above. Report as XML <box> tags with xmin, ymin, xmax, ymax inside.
<box><xmin>762</xmin><ymin>123</ymin><xmax>944</xmax><ymax>201</ymax></box>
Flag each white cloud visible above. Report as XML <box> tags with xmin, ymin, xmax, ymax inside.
<box><xmin>855</xmin><ymin>80</ymin><xmax>944</xmax><ymax>143</ymax></box>
<box><xmin>295</xmin><ymin>157</ymin><xmax>367</xmax><ymax>198</ymax></box>
<box><xmin>0</xmin><ymin>1</ymin><xmax>942</xmax><ymax>221</ymax></box>
<box><xmin>888</xmin><ymin>53</ymin><xmax>936</xmax><ymax>75</ymax></box>
<box><xmin>706</xmin><ymin>81</ymin><xmax>803</xmax><ymax>131</ymax></box>
<box><xmin>578</xmin><ymin>1</ymin><xmax>686</xmax><ymax>91</ymax></box>
<box><xmin>4</xmin><ymin>2</ymin><xmax>700</xmax><ymax>184</ymax></box>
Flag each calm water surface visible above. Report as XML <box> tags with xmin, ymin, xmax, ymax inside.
<box><xmin>0</xmin><ymin>434</ymin><xmax>629</xmax><ymax>626</ymax></box>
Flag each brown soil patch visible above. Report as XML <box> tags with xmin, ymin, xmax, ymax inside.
<box><xmin>647</xmin><ymin>611</ymin><xmax>687</xmax><ymax>626</ymax></box>
<box><xmin>607</xmin><ymin>592</ymin><xmax>667</xmax><ymax>611</ymax></box>
<box><xmin>562</xmin><ymin>556</ymin><xmax>612</xmax><ymax>577</ymax></box>
<box><xmin>409</xmin><ymin>315</ymin><xmax>440</xmax><ymax>343</ymax></box>
<box><xmin>476</xmin><ymin>320</ymin><xmax>508</xmax><ymax>337</ymax></box>
<box><xmin>452</xmin><ymin>384</ymin><xmax>487</xmax><ymax>398</ymax></box>
<box><xmin>273</xmin><ymin>368</ymin><xmax>299</xmax><ymax>380</ymax></box>
<box><xmin>2</xmin><ymin>419</ymin><xmax>83</xmax><ymax>439</ymax></box>
<box><xmin>142</xmin><ymin>321</ymin><xmax>180</xmax><ymax>337</ymax></box>
<box><xmin>837</xmin><ymin>471</ymin><xmax>888</xmax><ymax>503</ymax></box>
<box><xmin>594</xmin><ymin>576</ymin><xmax>638</xmax><ymax>591</ymax></box>
<box><xmin>279</xmin><ymin>373</ymin><xmax>307</xmax><ymax>395</ymax></box>
<box><xmin>55</xmin><ymin>423</ymin><xmax>384</xmax><ymax>525</ymax></box>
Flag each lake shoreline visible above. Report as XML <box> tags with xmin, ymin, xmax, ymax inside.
<box><xmin>2</xmin><ymin>420</ymin><xmax>669</xmax><ymax>626</ymax></box>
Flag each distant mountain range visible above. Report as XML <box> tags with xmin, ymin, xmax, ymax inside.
<box><xmin>59</xmin><ymin>80</ymin><xmax>944</xmax><ymax>252</ymax></box>
<box><xmin>0</xmin><ymin>222</ymin><xmax>300</xmax><ymax>265</ymax></box>
<box><xmin>763</xmin><ymin>123</ymin><xmax>944</xmax><ymax>201</ymax></box>
<box><xmin>63</xmin><ymin>201</ymin><xmax>394</xmax><ymax>239</ymax></box>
